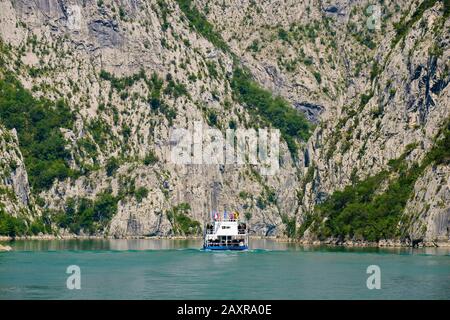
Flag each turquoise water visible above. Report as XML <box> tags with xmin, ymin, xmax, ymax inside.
<box><xmin>0</xmin><ymin>239</ymin><xmax>449</xmax><ymax>299</ymax></box>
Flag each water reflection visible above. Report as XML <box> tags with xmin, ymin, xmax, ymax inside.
<box><xmin>1</xmin><ymin>239</ymin><xmax>202</xmax><ymax>252</ymax></box>
<box><xmin>1</xmin><ymin>239</ymin><xmax>449</xmax><ymax>255</ymax></box>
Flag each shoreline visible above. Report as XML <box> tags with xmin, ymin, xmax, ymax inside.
<box><xmin>1</xmin><ymin>235</ymin><xmax>448</xmax><ymax>248</ymax></box>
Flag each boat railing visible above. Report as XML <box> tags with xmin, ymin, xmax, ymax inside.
<box><xmin>212</xmin><ymin>218</ymin><xmax>238</xmax><ymax>222</ymax></box>
<box><xmin>205</xmin><ymin>229</ymin><xmax>247</xmax><ymax>235</ymax></box>
<box><xmin>205</xmin><ymin>232</ymin><xmax>247</xmax><ymax>236</ymax></box>
<box><xmin>205</xmin><ymin>241</ymin><xmax>245</xmax><ymax>247</ymax></box>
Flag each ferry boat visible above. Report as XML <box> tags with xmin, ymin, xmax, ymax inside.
<box><xmin>203</xmin><ymin>212</ymin><xmax>249</xmax><ymax>250</ymax></box>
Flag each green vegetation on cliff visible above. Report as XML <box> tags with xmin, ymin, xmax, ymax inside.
<box><xmin>306</xmin><ymin>120</ymin><xmax>450</xmax><ymax>242</ymax></box>
<box><xmin>175</xmin><ymin>0</ymin><xmax>230</xmax><ymax>53</ymax></box>
<box><xmin>175</xmin><ymin>0</ymin><xmax>311</xmax><ymax>156</ymax></box>
<box><xmin>0</xmin><ymin>73</ymin><xmax>75</xmax><ymax>192</ymax></box>
<box><xmin>54</xmin><ymin>193</ymin><xmax>119</xmax><ymax>235</ymax></box>
<box><xmin>231</xmin><ymin>67</ymin><xmax>311</xmax><ymax>155</ymax></box>
<box><xmin>0</xmin><ymin>205</ymin><xmax>52</xmax><ymax>237</ymax></box>
<box><xmin>167</xmin><ymin>203</ymin><xmax>201</xmax><ymax>235</ymax></box>
<box><xmin>0</xmin><ymin>209</ymin><xmax>27</xmax><ymax>237</ymax></box>
<box><xmin>391</xmin><ymin>0</ymin><xmax>449</xmax><ymax>48</ymax></box>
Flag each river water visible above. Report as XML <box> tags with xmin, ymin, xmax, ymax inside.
<box><xmin>0</xmin><ymin>239</ymin><xmax>449</xmax><ymax>299</ymax></box>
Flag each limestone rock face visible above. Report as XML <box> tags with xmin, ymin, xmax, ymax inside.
<box><xmin>296</xmin><ymin>2</ymin><xmax>450</xmax><ymax>243</ymax></box>
<box><xmin>1</xmin><ymin>0</ymin><xmax>300</xmax><ymax>237</ymax></box>
<box><xmin>0</xmin><ymin>126</ymin><xmax>34</xmax><ymax>217</ymax></box>
<box><xmin>196</xmin><ymin>0</ymin><xmax>449</xmax><ymax>243</ymax></box>
<box><xmin>0</xmin><ymin>0</ymin><xmax>448</xmax><ymax>243</ymax></box>
<box><xmin>403</xmin><ymin>165</ymin><xmax>450</xmax><ymax>243</ymax></box>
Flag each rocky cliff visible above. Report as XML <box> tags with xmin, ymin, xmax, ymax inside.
<box><xmin>0</xmin><ymin>125</ymin><xmax>34</xmax><ymax>217</ymax></box>
<box><xmin>0</xmin><ymin>0</ymin><xmax>448</xmax><ymax>244</ymax></box>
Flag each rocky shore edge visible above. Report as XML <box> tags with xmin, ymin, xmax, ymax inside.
<box><xmin>0</xmin><ymin>244</ymin><xmax>12</xmax><ymax>251</ymax></box>
<box><xmin>295</xmin><ymin>238</ymin><xmax>449</xmax><ymax>248</ymax></box>
<box><xmin>1</xmin><ymin>235</ymin><xmax>448</xmax><ymax>249</ymax></box>
<box><xmin>0</xmin><ymin>235</ymin><xmax>203</xmax><ymax>241</ymax></box>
